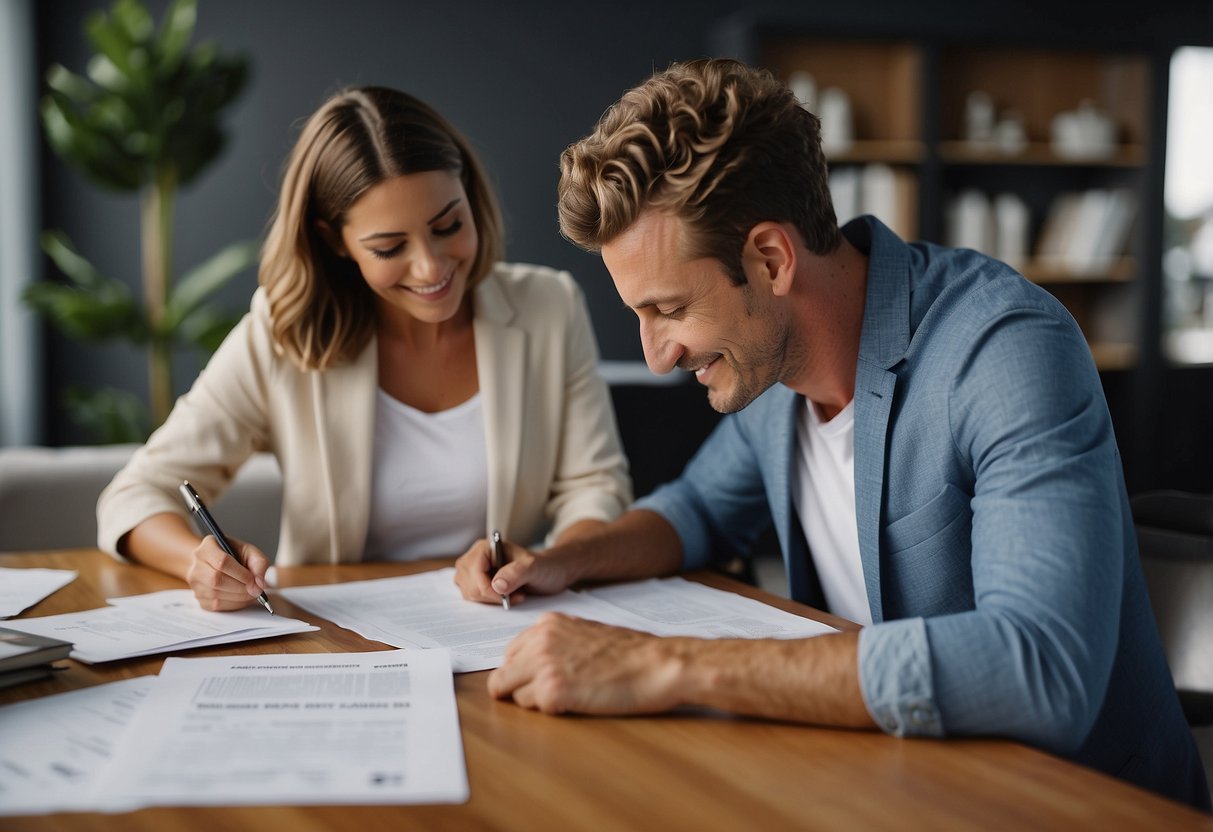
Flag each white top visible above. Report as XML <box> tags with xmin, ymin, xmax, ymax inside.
<box><xmin>363</xmin><ymin>389</ymin><xmax>488</xmax><ymax>561</ymax></box>
<box><xmin>790</xmin><ymin>397</ymin><xmax>872</xmax><ymax>626</ymax></box>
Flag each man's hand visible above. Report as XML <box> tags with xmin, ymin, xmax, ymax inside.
<box><xmin>185</xmin><ymin>535</ymin><xmax>270</xmax><ymax>611</ymax></box>
<box><xmin>453</xmin><ymin>538</ymin><xmax>576</xmax><ymax>605</ymax></box>
<box><xmin>487</xmin><ymin>613</ymin><xmax>688</xmax><ymax>714</ymax></box>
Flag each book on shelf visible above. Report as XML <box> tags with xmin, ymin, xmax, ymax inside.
<box><xmin>0</xmin><ymin>626</ymin><xmax>72</xmax><ymax>689</ymax></box>
<box><xmin>1036</xmin><ymin>189</ymin><xmax>1137</xmax><ymax>276</ymax></box>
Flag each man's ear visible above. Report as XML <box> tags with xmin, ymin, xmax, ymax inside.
<box><xmin>744</xmin><ymin>221</ymin><xmax>797</xmax><ymax>297</ymax></box>
<box><xmin>315</xmin><ymin>220</ymin><xmax>349</xmax><ymax>258</ymax></box>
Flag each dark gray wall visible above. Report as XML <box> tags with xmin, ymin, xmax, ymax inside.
<box><xmin>36</xmin><ymin>0</ymin><xmax>744</xmax><ymax>444</ymax></box>
<box><xmin>34</xmin><ymin>0</ymin><xmax>1213</xmax><ymax>447</ymax></box>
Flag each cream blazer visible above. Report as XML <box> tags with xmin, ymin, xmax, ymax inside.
<box><xmin>97</xmin><ymin>263</ymin><xmax>632</xmax><ymax>565</ymax></box>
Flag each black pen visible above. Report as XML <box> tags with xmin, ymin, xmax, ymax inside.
<box><xmin>490</xmin><ymin>529</ymin><xmax>510</xmax><ymax>611</ymax></box>
<box><xmin>178</xmin><ymin>481</ymin><xmax>275</xmax><ymax>615</ymax></box>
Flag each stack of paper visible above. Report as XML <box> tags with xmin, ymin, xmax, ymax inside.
<box><xmin>2</xmin><ymin>590</ymin><xmax>316</xmax><ymax>663</ymax></box>
<box><xmin>280</xmin><ymin>568</ymin><xmax>838</xmax><ymax>672</ymax></box>
<box><xmin>93</xmin><ymin>650</ymin><xmax>467</xmax><ymax>810</ymax></box>
<box><xmin>0</xmin><ymin>650</ymin><xmax>468</xmax><ymax>814</ymax></box>
<box><xmin>0</xmin><ymin>566</ymin><xmax>77</xmax><ymax>618</ymax></box>
<box><xmin>0</xmin><ymin>677</ymin><xmax>155</xmax><ymax>816</ymax></box>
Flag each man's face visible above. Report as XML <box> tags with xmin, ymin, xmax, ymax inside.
<box><xmin>601</xmin><ymin>211</ymin><xmax>793</xmax><ymax>414</ymax></box>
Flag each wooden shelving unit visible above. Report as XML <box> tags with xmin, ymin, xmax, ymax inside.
<box><xmin>754</xmin><ymin>37</ymin><xmax>1151</xmax><ymax>371</ymax></box>
<box><xmin>937</xmin><ymin>142</ymin><xmax>1147</xmax><ymax>168</ymax></box>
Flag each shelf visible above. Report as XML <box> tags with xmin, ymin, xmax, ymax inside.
<box><xmin>937</xmin><ymin>48</ymin><xmax>1150</xmax><ymax>148</ymax></box>
<box><xmin>1021</xmin><ymin>257</ymin><xmax>1136</xmax><ymax>284</ymax></box>
<box><xmin>752</xmin><ymin>32</ymin><xmax>1152</xmax><ymax>372</ymax></box>
<box><xmin>1090</xmin><ymin>342</ymin><xmax>1137</xmax><ymax>371</ymax></box>
<box><xmin>826</xmin><ymin>140</ymin><xmax>925</xmax><ymax>165</ymax></box>
<box><xmin>938</xmin><ymin>142</ymin><xmax>1146</xmax><ymax>167</ymax></box>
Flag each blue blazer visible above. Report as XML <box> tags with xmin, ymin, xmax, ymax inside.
<box><xmin>638</xmin><ymin>217</ymin><xmax>1209</xmax><ymax>809</ymax></box>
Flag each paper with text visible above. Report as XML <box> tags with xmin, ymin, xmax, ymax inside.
<box><xmin>3</xmin><ymin>589</ymin><xmax>316</xmax><ymax>662</ymax></box>
<box><xmin>0</xmin><ymin>566</ymin><xmax>77</xmax><ymax>618</ymax></box>
<box><xmin>280</xmin><ymin>569</ymin><xmax>837</xmax><ymax>672</ymax></box>
<box><xmin>279</xmin><ymin>569</ymin><xmax>654</xmax><ymax>672</ymax></box>
<box><xmin>94</xmin><ymin>649</ymin><xmax>467</xmax><ymax>809</ymax></box>
<box><xmin>582</xmin><ymin>577</ymin><xmax>839</xmax><ymax>639</ymax></box>
<box><xmin>0</xmin><ymin>676</ymin><xmax>155</xmax><ymax>816</ymax></box>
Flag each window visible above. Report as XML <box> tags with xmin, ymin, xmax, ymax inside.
<box><xmin>1163</xmin><ymin>46</ymin><xmax>1213</xmax><ymax>365</ymax></box>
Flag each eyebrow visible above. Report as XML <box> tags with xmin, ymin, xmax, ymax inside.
<box><xmin>356</xmin><ymin>199</ymin><xmax>463</xmax><ymax>242</ymax></box>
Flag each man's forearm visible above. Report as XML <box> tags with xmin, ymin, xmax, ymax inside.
<box><xmin>663</xmin><ymin>630</ymin><xmax>875</xmax><ymax>728</ymax></box>
<box><xmin>488</xmin><ymin>613</ymin><xmax>875</xmax><ymax>728</ymax></box>
<box><xmin>550</xmin><ymin>509</ymin><xmax>684</xmax><ymax>585</ymax></box>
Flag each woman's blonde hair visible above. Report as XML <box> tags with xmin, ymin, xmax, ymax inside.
<box><xmin>261</xmin><ymin>86</ymin><xmax>503</xmax><ymax>370</ymax></box>
<box><xmin>558</xmin><ymin>59</ymin><xmax>839</xmax><ymax>282</ymax></box>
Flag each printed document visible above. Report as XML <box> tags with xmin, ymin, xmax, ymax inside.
<box><xmin>0</xmin><ymin>566</ymin><xmax>77</xmax><ymax>618</ymax></box>
<box><xmin>280</xmin><ymin>569</ymin><xmax>654</xmax><ymax>672</ymax></box>
<box><xmin>582</xmin><ymin>577</ymin><xmax>839</xmax><ymax>639</ymax></box>
<box><xmin>3</xmin><ymin>589</ymin><xmax>316</xmax><ymax>663</ymax></box>
<box><xmin>0</xmin><ymin>676</ymin><xmax>155</xmax><ymax>816</ymax></box>
<box><xmin>281</xmin><ymin>568</ymin><xmax>837</xmax><ymax>672</ymax></box>
<box><xmin>94</xmin><ymin>649</ymin><xmax>467</xmax><ymax>809</ymax></box>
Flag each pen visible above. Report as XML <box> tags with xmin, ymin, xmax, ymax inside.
<box><xmin>490</xmin><ymin>529</ymin><xmax>510</xmax><ymax>611</ymax></box>
<box><xmin>178</xmin><ymin>481</ymin><xmax>275</xmax><ymax>615</ymax></box>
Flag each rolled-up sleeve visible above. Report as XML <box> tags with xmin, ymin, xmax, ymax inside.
<box><xmin>635</xmin><ymin>406</ymin><xmax>775</xmax><ymax>572</ymax></box>
<box><xmin>858</xmin><ymin>300</ymin><xmax>1123</xmax><ymax>754</ymax></box>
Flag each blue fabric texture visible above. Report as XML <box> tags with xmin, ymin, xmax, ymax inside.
<box><xmin>636</xmin><ymin>216</ymin><xmax>1210</xmax><ymax>810</ymax></box>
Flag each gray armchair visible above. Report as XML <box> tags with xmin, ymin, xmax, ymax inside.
<box><xmin>0</xmin><ymin>445</ymin><xmax>282</xmax><ymax>555</ymax></box>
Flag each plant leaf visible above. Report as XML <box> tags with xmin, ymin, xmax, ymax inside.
<box><xmin>84</xmin><ymin>11</ymin><xmax>136</xmax><ymax>81</ymax></box>
<box><xmin>41</xmin><ymin>92</ymin><xmax>147</xmax><ymax>191</ymax></box>
<box><xmin>176</xmin><ymin>303</ymin><xmax>242</xmax><ymax>354</ymax></box>
<box><xmin>44</xmin><ymin>64</ymin><xmax>97</xmax><ymax>104</ymax></box>
<box><xmin>22</xmin><ymin>281</ymin><xmax>147</xmax><ymax>343</ymax></box>
<box><xmin>164</xmin><ymin>239</ymin><xmax>258</xmax><ymax>328</ymax></box>
<box><xmin>156</xmin><ymin>0</ymin><xmax>197</xmax><ymax>73</ymax></box>
<box><xmin>63</xmin><ymin>386</ymin><xmax>149</xmax><ymax>444</ymax></box>
<box><xmin>39</xmin><ymin>230</ymin><xmax>108</xmax><ymax>288</ymax></box>
<box><xmin>30</xmin><ymin>231</ymin><xmax>149</xmax><ymax>342</ymax></box>
<box><xmin>111</xmin><ymin>0</ymin><xmax>154</xmax><ymax>43</ymax></box>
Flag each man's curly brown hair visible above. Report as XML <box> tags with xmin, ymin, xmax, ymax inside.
<box><xmin>558</xmin><ymin>58</ymin><xmax>839</xmax><ymax>283</ymax></box>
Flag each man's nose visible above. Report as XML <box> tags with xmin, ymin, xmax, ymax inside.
<box><xmin>639</xmin><ymin>318</ymin><xmax>680</xmax><ymax>376</ymax></box>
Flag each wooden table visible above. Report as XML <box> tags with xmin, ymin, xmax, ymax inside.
<box><xmin>1</xmin><ymin>549</ymin><xmax>1209</xmax><ymax>831</ymax></box>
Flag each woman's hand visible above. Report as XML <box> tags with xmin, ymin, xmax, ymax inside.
<box><xmin>185</xmin><ymin>535</ymin><xmax>270</xmax><ymax>611</ymax></box>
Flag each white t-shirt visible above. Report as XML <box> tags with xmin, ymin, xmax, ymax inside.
<box><xmin>362</xmin><ymin>389</ymin><xmax>488</xmax><ymax>561</ymax></box>
<box><xmin>790</xmin><ymin>397</ymin><xmax>873</xmax><ymax>626</ymax></box>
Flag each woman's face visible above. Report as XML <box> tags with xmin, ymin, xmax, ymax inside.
<box><xmin>335</xmin><ymin>170</ymin><xmax>479</xmax><ymax>326</ymax></box>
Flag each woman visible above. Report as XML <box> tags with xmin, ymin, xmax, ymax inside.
<box><xmin>97</xmin><ymin>86</ymin><xmax>631</xmax><ymax>610</ymax></box>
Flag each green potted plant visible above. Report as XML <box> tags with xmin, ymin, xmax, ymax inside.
<box><xmin>25</xmin><ymin>0</ymin><xmax>257</xmax><ymax>442</ymax></box>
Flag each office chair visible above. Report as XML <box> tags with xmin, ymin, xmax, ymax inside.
<box><xmin>1130</xmin><ymin>490</ymin><xmax>1213</xmax><ymax>790</ymax></box>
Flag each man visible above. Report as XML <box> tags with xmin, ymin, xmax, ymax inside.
<box><xmin>453</xmin><ymin>58</ymin><xmax>1209</xmax><ymax>809</ymax></box>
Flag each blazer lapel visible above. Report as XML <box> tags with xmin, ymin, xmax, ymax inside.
<box><xmin>314</xmin><ymin>335</ymin><xmax>377</xmax><ymax>562</ymax></box>
<box><xmin>853</xmin><ymin>363</ymin><xmax>895</xmax><ymax>621</ymax></box>
<box><xmin>851</xmin><ymin>217</ymin><xmax>912</xmax><ymax>624</ymax></box>
<box><xmin>474</xmin><ymin>275</ymin><xmax>525</xmax><ymax>535</ymax></box>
